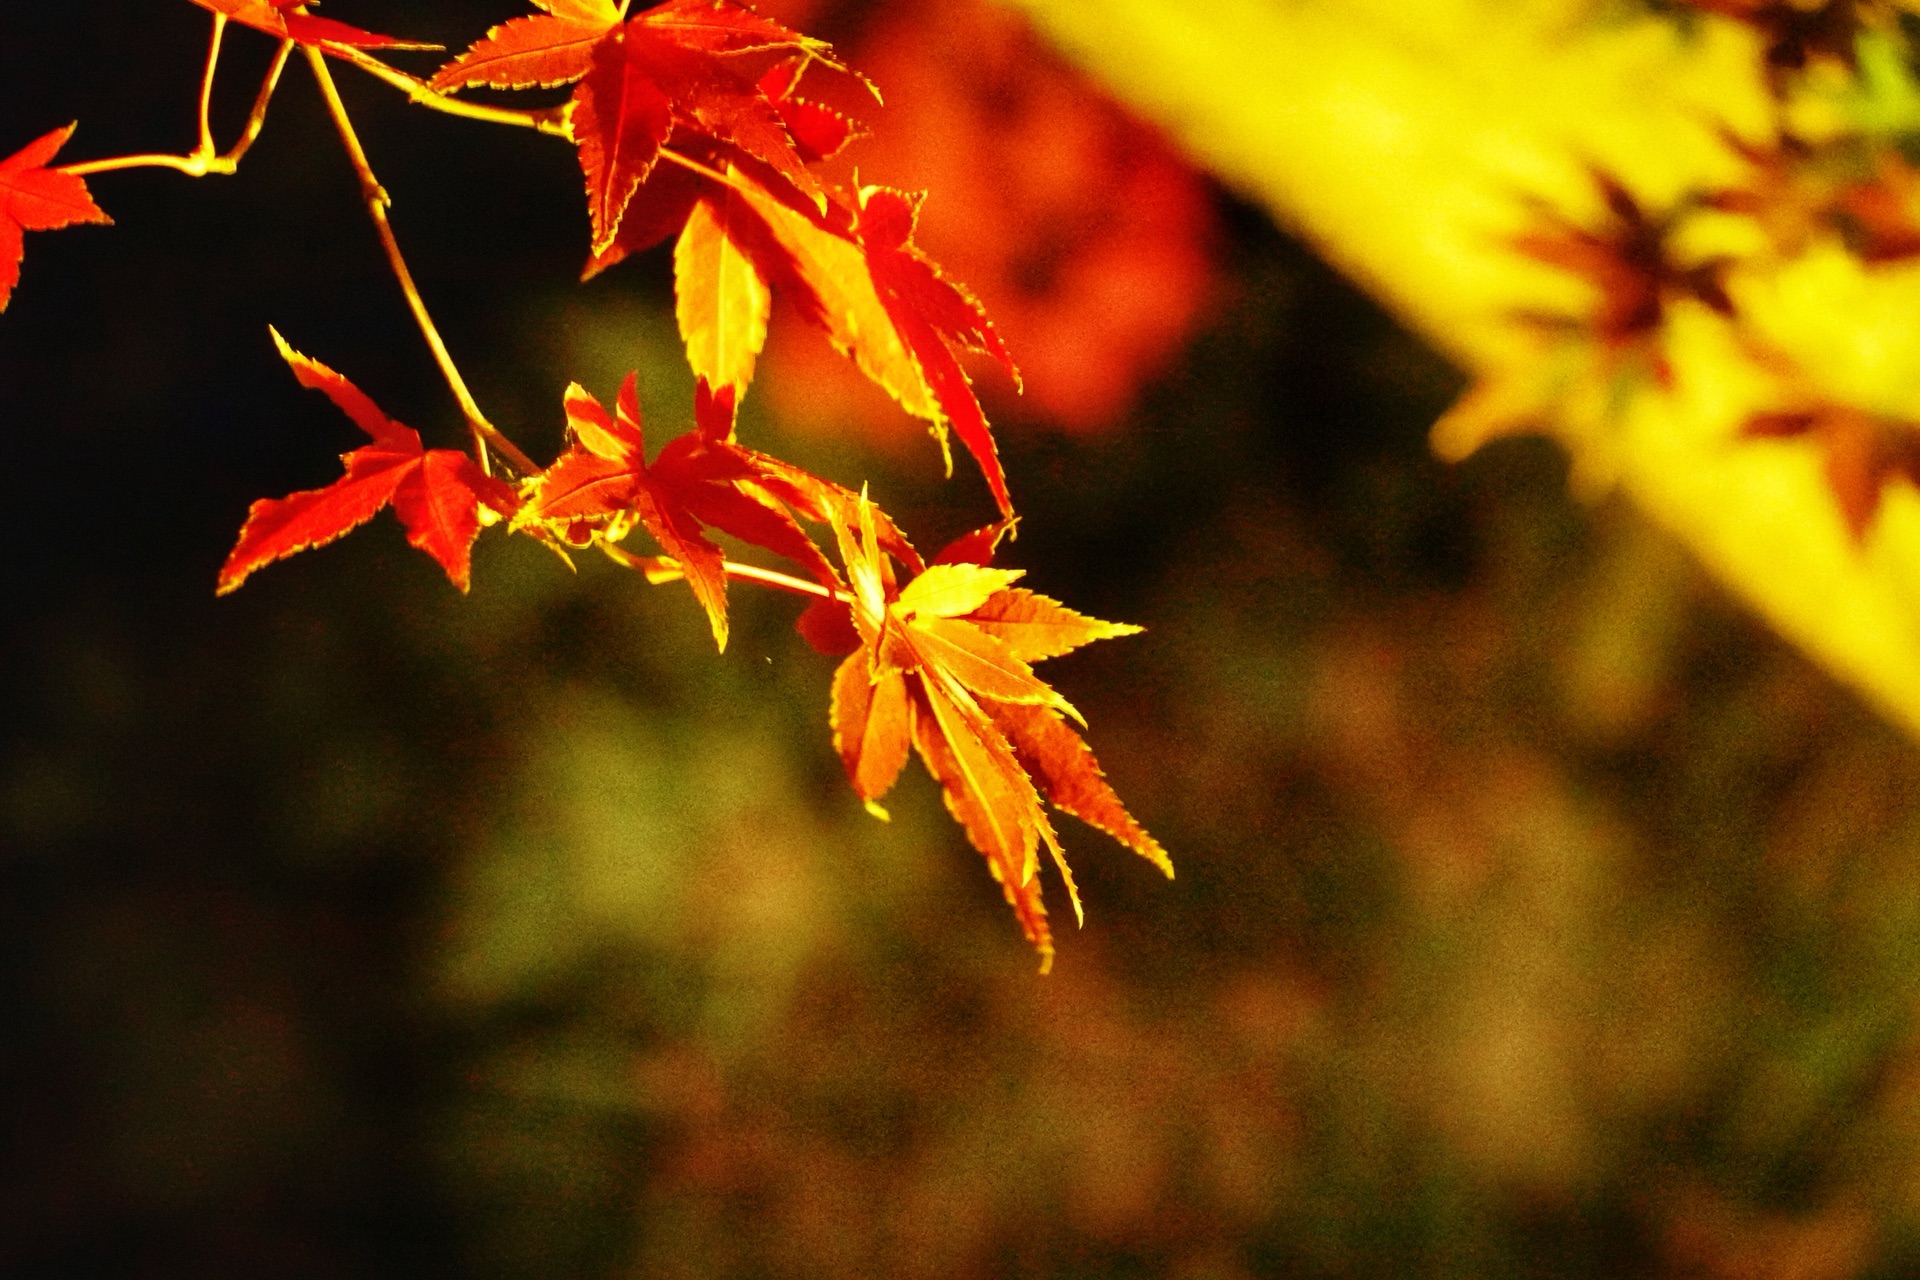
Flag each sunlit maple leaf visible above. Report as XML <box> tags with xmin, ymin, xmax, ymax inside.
<box><xmin>0</xmin><ymin>125</ymin><xmax>110</xmax><ymax>314</ymax></box>
<box><xmin>572</xmin><ymin>29</ymin><xmax>680</xmax><ymax>253</ymax></box>
<box><xmin>701</xmin><ymin>164</ymin><xmax>1021</xmax><ymax>515</ymax></box>
<box><xmin>425</xmin><ymin>0</ymin><xmax>622</xmax><ymax>91</ymax></box>
<box><xmin>675</xmin><ymin>175</ymin><xmax>775</xmax><ymax>398</ymax></box>
<box><xmin>855</xmin><ymin>184</ymin><xmax>1022</xmax><ymax>518</ymax></box>
<box><xmin>1833</xmin><ymin>150</ymin><xmax>1920</xmax><ymax>263</ymax></box>
<box><xmin>514</xmin><ymin>375</ymin><xmax>905</xmax><ymax>648</ymax></box>
<box><xmin>820</xmin><ymin>493</ymin><xmax>1168</xmax><ymax>971</ymax></box>
<box><xmin>1512</xmin><ymin>173</ymin><xmax>1732</xmax><ymax>365</ymax></box>
<box><xmin>1745</xmin><ymin>402</ymin><xmax>1920</xmax><ymax>540</ymax></box>
<box><xmin>434</xmin><ymin>0</ymin><xmax>828</xmax><ymax>254</ymax></box>
<box><xmin>189</xmin><ymin>0</ymin><xmax>438</xmax><ymax>52</ymax></box>
<box><xmin>217</xmin><ymin>330</ymin><xmax>519</xmax><ymax>594</ymax></box>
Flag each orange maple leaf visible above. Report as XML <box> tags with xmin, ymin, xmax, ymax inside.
<box><xmin>0</xmin><ymin>125</ymin><xmax>111</xmax><ymax>314</ymax></box>
<box><xmin>218</xmin><ymin>330</ymin><xmax>519</xmax><ymax>594</ymax></box>
<box><xmin>819</xmin><ymin>493</ymin><xmax>1169</xmax><ymax>971</ymax></box>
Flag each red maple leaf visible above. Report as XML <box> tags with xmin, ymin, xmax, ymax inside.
<box><xmin>587</xmin><ymin>156</ymin><xmax>1022</xmax><ymax>515</ymax></box>
<box><xmin>189</xmin><ymin>0</ymin><xmax>438</xmax><ymax>52</ymax></box>
<box><xmin>0</xmin><ymin>125</ymin><xmax>111</xmax><ymax>314</ymax></box>
<box><xmin>758</xmin><ymin>58</ymin><xmax>863</xmax><ymax>165</ymax></box>
<box><xmin>854</xmin><ymin>185</ymin><xmax>1021</xmax><ymax>517</ymax></box>
<box><xmin>432</xmin><ymin>0</ymin><xmax>827</xmax><ymax>254</ymax></box>
<box><xmin>515</xmin><ymin>375</ymin><xmax>909</xmax><ymax>649</ymax></box>
<box><xmin>218</xmin><ymin>330</ymin><xmax>519</xmax><ymax>594</ymax></box>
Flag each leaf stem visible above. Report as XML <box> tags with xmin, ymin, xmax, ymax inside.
<box><xmin>196</xmin><ymin>14</ymin><xmax>226</xmax><ymax>159</ymax></box>
<box><xmin>722</xmin><ymin>559</ymin><xmax>847</xmax><ymax>601</ymax></box>
<box><xmin>303</xmin><ymin>46</ymin><xmax>540</xmax><ymax>477</ymax></box>
<box><xmin>334</xmin><ymin>49</ymin><xmax>572</xmax><ymax>138</ymax></box>
<box><xmin>657</xmin><ymin>147</ymin><xmax>736</xmax><ymax>188</ymax></box>
<box><xmin>60</xmin><ymin>29</ymin><xmax>293</xmax><ymax>179</ymax></box>
<box><xmin>222</xmin><ymin>38</ymin><xmax>296</xmax><ymax>168</ymax></box>
<box><xmin>615</xmin><ymin>548</ymin><xmax>849</xmax><ymax>602</ymax></box>
<box><xmin>60</xmin><ymin>153</ymin><xmax>221</xmax><ymax>178</ymax></box>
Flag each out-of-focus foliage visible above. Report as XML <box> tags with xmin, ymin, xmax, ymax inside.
<box><xmin>1003</xmin><ymin>0</ymin><xmax>1920</xmax><ymax>747</ymax></box>
<box><xmin>12</xmin><ymin>1</ymin><xmax>1920</xmax><ymax>1278</ymax></box>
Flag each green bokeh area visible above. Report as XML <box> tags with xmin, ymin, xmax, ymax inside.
<box><xmin>11</xmin><ymin>4</ymin><xmax>1920</xmax><ymax>1277</ymax></box>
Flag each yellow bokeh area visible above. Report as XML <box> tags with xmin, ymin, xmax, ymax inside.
<box><xmin>1005</xmin><ymin>0</ymin><xmax>1920</xmax><ymax>740</ymax></box>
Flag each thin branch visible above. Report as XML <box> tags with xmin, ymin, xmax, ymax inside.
<box><xmin>657</xmin><ymin>146</ymin><xmax>735</xmax><ymax>188</ymax></box>
<box><xmin>220</xmin><ymin>39</ymin><xmax>295</xmax><ymax>167</ymax></box>
<box><xmin>303</xmin><ymin>46</ymin><xmax>541</xmax><ymax>478</ymax></box>
<box><xmin>334</xmin><ymin>48</ymin><xmax>572</xmax><ymax>137</ymax></box>
<box><xmin>723</xmin><ymin>559</ymin><xmax>844</xmax><ymax>600</ymax></box>
<box><xmin>613</xmin><ymin>547</ymin><xmax>849</xmax><ymax>601</ymax></box>
<box><xmin>61</xmin><ymin>153</ymin><xmax>221</xmax><ymax>178</ymax></box>
<box><xmin>59</xmin><ymin>29</ymin><xmax>293</xmax><ymax>180</ymax></box>
<box><xmin>195</xmin><ymin>14</ymin><xmax>227</xmax><ymax>158</ymax></box>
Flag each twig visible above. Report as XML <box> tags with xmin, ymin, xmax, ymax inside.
<box><xmin>303</xmin><ymin>46</ymin><xmax>540</xmax><ymax>477</ymax></box>
<box><xmin>195</xmin><ymin>14</ymin><xmax>225</xmax><ymax>158</ymax></box>
<box><xmin>60</xmin><ymin>23</ymin><xmax>293</xmax><ymax>179</ymax></box>
<box><xmin>611</xmin><ymin>547</ymin><xmax>850</xmax><ymax>602</ymax></box>
<box><xmin>334</xmin><ymin>48</ymin><xmax>572</xmax><ymax>138</ymax></box>
<box><xmin>220</xmin><ymin>38</ymin><xmax>295</xmax><ymax>169</ymax></box>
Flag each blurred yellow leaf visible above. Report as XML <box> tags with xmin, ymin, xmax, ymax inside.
<box><xmin>1001</xmin><ymin>0</ymin><xmax>1920</xmax><ymax>737</ymax></box>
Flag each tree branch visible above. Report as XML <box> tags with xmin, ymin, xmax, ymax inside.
<box><xmin>59</xmin><ymin>23</ymin><xmax>293</xmax><ymax>180</ymax></box>
<box><xmin>303</xmin><ymin>46</ymin><xmax>541</xmax><ymax>478</ymax></box>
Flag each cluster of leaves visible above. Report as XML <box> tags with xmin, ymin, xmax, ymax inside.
<box><xmin>0</xmin><ymin>0</ymin><xmax>1171</xmax><ymax>969</ymax></box>
<box><xmin>1441</xmin><ymin>0</ymin><xmax>1920</xmax><ymax>538</ymax></box>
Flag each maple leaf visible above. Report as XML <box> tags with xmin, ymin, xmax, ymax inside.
<box><xmin>1745</xmin><ymin>403</ymin><xmax>1920</xmax><ymax>540</ymax></box>
<box><xmin>572</xmin><ymin>29</ymin><xmax>680</xmax><ymax>254</ymax></box>
<box><xmin>425</xmin><ymin>0</ymin><xmax>623</xmax><ymax>91</ymax></box>
<box><xmin>514</xmin><ymin>375</ymin><xmax>903</xmax><ymax>649</ymax></box>
<box><xmin>758</xmin><ymin>58</ymin><xmax>864</xmax><ymax>165</ymax></box>
<box><xmin>855</xmin><ymin>185</ymin><xmax>1022</xmax><ymax>518</ymax></box>
<box><xmin>218</xmin><ymin>330</ymin><xmax>519</xmax><ymax>594</ymax></box>
<box><xmin>434</xmin><ymin>0</ymin><xmax>828</xmax><ymax>254</ymax></box>
<box><xmin>1710</xmin><ymin>134</ymin><xmax>1920</xmax><ymax>263</ymax></box>
<box><xmin>0</xmin><ymin>125</ymin><xmax>110</xmax><ymax>314</ymax></box>
<box><xmin>675</xmin><ymin>176</ymin><xmax>774</xmax><ymax>397</ymax></box>
<box><xmin>189</xmin><ymin>0</ymin><xmax>438</xmax><ymax>52</ymax></box>
<box><xmin>1833</xmin><ymin>151</ymin><xmax>1920</xmax><ymax>264</ymax></box>
<box><xmin>820</xmin><ymin>494</ymin><xmax>1168</xmax><ymax>971</ymax></box>
<box><xmin>712</xmin><ymin>165</ymin><xmax>1021</xmax><ymax>516</ymax></box>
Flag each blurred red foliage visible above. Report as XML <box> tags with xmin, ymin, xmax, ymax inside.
<box><xmin>755</xmin><ymin>0</ymin><xmax>1219</xmax><ymax>443</ymax></box>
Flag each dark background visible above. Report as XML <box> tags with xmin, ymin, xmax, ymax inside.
<box><xmin>8</xmin><ymin>4</ymin><xmax>1920</xmax><ymax>1277</ymax></box>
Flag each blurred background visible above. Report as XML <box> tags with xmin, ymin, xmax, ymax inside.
<box><xmin>8</xmin><ymin>2</ymin><xmax>1920</xmax><ymax>1276</ymax></box>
